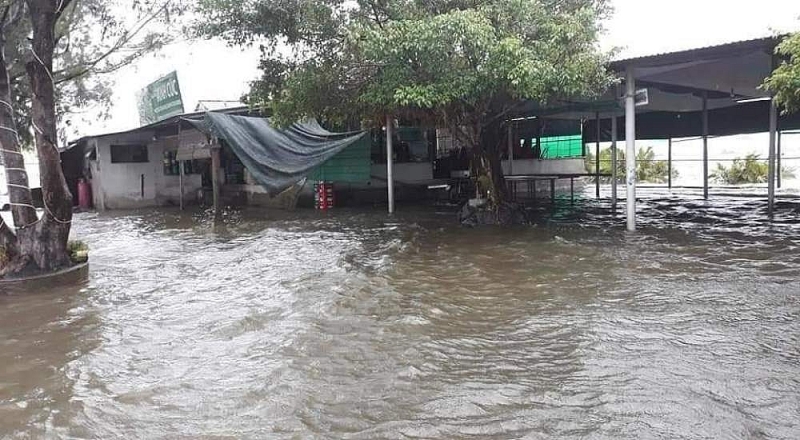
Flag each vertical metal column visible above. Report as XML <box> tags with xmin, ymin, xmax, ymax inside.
<box><xmin>211</xmin><ymin>145</ymin><xmax>221</xmax><ymax>220</ymax></box>
<box><xmin>178</xmin><ymin>119</ymin><xmax>184</xmax><ymax>211</ymax></box>
<box><xmin>507</xmin><ymin>122</ymin><xmax>514</xmax><ymax>176</ymax></box>
<box><xmin>386</xmin><ymin>115</ymin><xmax>395</xmax><ymax>214</ymax></box>
<box><xmin>777</xmin><ymin>131</ymin><xmax>782</xmax><ymax>189</ymax></box>
<box><xmin>625</xmin><ymin>69</ymin><xmax>637</xmax><ymax>231</ymax></box>
<box><xmin>570</xmin><ymin>177</ymin><xmax>574</xmax><ymax>204</ymax></box>
<box><xmin>768</xmin><ymin>99</ymin><xmax>778</xmax><ymax>218</ymax></box>
<box><xmin>611</xmin><ymin>114</ymin><xmax>618</xmax><ymax>210</ymax></box>
<box><xmin>667</xmin><ymin>137</ymin><xmax>672</xmax><ymax>190</ymax></box>
<box><xmin>179</xmin><ymin>162</ymin><xmax>184</xmax><ymax>211</ymax></box>
<box><xmin>595</xmin><ymin>111</ymin><xmax>601</xmax><ymax>199</ymax></box>
<box><xmin>702</xmin><ymin>92</ymin><xmax>709</xmax><ymax>200</ymax></box>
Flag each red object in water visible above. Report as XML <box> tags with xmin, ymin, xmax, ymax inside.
<box><xmin>77</xmin><ymin>178</ymin><xmax>92</xmax><ymax>210</ymax></box>
<box><xmin>314</xmin><ymin>182</ymin><xmax>335</xmax><ymax>210</ymax></box>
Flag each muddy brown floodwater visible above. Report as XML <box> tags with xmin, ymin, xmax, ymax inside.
<box><xmin>1</xmin><ymin>196</ymin><xmax>799</xmax><ymax>439</ymax></box>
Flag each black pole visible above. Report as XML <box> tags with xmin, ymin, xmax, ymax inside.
<box><xmin>668</xmin><ymin>137</ymin><xmax>672</xmax><ymax>190</ymax></box>
<box><xmin>595</xmin><ymin>112</ymin><xmax>600</xmax><ymax>199</ymax></box>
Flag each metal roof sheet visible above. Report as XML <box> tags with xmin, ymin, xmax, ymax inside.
<box><xmin>610</xmin><ymin>36</ymin><xmax>783</xmax><ymax>70</ymax></box>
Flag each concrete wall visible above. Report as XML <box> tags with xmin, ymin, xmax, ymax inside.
<box><xmin>369</xmin><ymin>162</ymin><xmax>433</xmax><ymax>187</ymax></box>
<box><xmin>91</xmin><ymin>130</ymin><xmax>204</xmax><ymax>210</ymax></box>
<box><xmin>502</xmin><ymin>158</ymin><xmax>586</xmax><ymax>175</ymax></box>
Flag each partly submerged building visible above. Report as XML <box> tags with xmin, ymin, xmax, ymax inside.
<box><xmin>66</xmin><ymin>36</ymin><xmax>800</xmax><ymax>220</ymax></box>
<box><xmin>63</xmin><ymin>106</ymin><xmax>588</xmax><ymax>212</ymax></box>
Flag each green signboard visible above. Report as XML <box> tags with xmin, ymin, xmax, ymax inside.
<box><xmin>136</xmin><ymin>71</ymin><xmax>185</xmax><ymax>126</ymax></box>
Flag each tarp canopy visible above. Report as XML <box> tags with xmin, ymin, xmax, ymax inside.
<box><xmin>190</xmin><ymin>112</ymin><xmax>368</xmax><ymax>194</ymax></box>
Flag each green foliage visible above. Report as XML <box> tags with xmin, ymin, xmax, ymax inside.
<box><xmin>68</xmin><ymin>240</ymin><xmax>89</xmax><ymax>263</ymax></box>
<box><xmin>0</xmin><ymin>0</ymin><xmax>188</xmax><ymax>144</ymax></box>
<box><xmin>634</xmin><ymin>146</ymin><xmax>676</xmax><ymax>184</ymax></box>
<box><xmin>764</xmin><ymin>32</ymin><xmax>800</xmax><ymax>114</ymax></box>
<box><xmin>585</xmin><ymin>146</ymin><xmax>678</xmax><ymax>183</ymax></box>
<box><xmin>194</xmin><ymin>0</ymin><xmax>612</xmax><ymax>207</ymax></box>
<box><xmin>708</xmin><ymin>154</ymin><xmax>795</xmax><ymax>185</ymax></box>
<box><xmin>194</xmin><ymin>0</ymin><xmax>613</xmax><ymax>128</ymax></box>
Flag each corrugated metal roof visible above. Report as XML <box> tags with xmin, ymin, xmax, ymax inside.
<box><xmin>610</xmin><ymin>35</ymin><xmax>783</xmax><ymax>70</ymax></box>
<box><xmin>66</xmin><ymin>105</ymin><xmax>254</xmax><ymax>149</ymax></box>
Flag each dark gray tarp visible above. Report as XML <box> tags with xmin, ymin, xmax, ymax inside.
<box><xmin>190</xmin><ymin>112</ymin><xmax>367</xmax><ymax>194</ymax></box>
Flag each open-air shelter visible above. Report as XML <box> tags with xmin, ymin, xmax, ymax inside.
<box><xmin>536</xmin><ymin>36</ymin><xmax>800</xmax><ymax>231</ymax></box>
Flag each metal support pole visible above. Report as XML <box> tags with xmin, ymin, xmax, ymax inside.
<box><xmin>667</xmin><ymin>137</ymin><xmax>672</xmax><ymax>190</ymax></box>
<box><xmin>179</xmin><ymin>161</ymin><xmax>184</xmax><ymax>211</ymax></box>
<box><xmin>702</xmin><ymin>92</ymin><xmax>709</xmax><ymax>200</ymax></box>
<box><xmin>570</xmin><ymin>177</ymin><xmax>574</xmax><ymax>204</ymax></box>
<box><xmin>625</xmin><ymin>69</ymin><xmax>637</xmax><ymax>231</ymax></box>
<box><xmin>595</xmin><ymin>111</ymin><xmax>601</xmax><ymax>199</ymax></box>
<box><xmin>611</xmin><ymin>114</ymin><xmax>618</xmax><ymax>210</ymax></box>
<box><xmin>211</xmin><ymin>145</ymin><xmax>221</xmax><ymax>220</ymax></box>
<box><xmin>535</xmin><ymin>119</ymin><xmax>542</xmax><ymax>160</ymax></box>
<box><xmin>178</xmin><ymin>119</ymin><xmax>184</xmax><ymax>211</ymax></box>
<box><xmin>507</xmin><ymin>123</ymin><xmax>514</xmax><ymax>176</ymax></box>
<box><xmin>386</xmin><ymin>115</ymin><xmax>395</xmax><ymax>214</ymax></box>
<box><xmin>777</xmin><ymin>131</ymin><xmax>782</xmax><ymax>189</ymax></box>
<box><xmin>768</xmin><ymin>99</ymin><xmax>778</xmax><ymax>218</ymax></box>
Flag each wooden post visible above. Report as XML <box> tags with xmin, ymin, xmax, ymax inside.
<box><xmin>211</xmin><ymin>144</ymin><xmax>221</xmax><ymax>220</ymax></box>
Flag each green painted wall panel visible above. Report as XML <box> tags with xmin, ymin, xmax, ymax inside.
<box><xmin>308</xmin><ymin>135</ymin><xmax>371</xmax><ymax>183</ymax></box>
<box><xmin>539</xmin><ymin>135</ymin><xmax>584</xmax><ymax>159</ymax></box>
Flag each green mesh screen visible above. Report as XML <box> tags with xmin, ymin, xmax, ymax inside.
<box><xmin>538</xmin><ymin>135</ymin><xmax>584</xmax><ymax>159</ymax></box>
<box><xmin>308</xmin><ymin>135</ymin><xmax>371</xmax><ymax>183</ymax></box>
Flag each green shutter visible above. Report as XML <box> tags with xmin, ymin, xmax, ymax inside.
<box><xmin>308</xmin><ymin>135</ymin><xmax>371</xmax><ymax>183</ymax></box>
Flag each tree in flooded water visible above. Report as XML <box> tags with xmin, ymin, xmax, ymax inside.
<box><xmin>0</xmin><ymin>0</ymin><xmax>186</xmax><ymax>277</ymax></box>
<box><xmin>194</xmin><ymin>0</ymin><xmax>614</xmax><ymax>221</ymax></box>
<box><xmin>764</xmin><ymin>32</ymin><xmax>800</xmax><ymax>113</ymax></box>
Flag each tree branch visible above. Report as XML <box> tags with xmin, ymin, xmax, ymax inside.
<box><xmin>53</xmin><ymin>1</ymin><xmax>172</xmax><ymax>84</ymax></box>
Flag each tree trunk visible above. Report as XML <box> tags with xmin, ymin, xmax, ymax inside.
<box><xmin>25</xmin><ymin>0</ymin><xmax>73</xmax><ymax>271</ymax></box>
<box><xmin>470</xmin><ymin>120</ymin><xmax>507</xmax><ymax>207</ymax></box>
<box><xmin>0</xmin><ymin>6</ymin><xmax>37</xmax><ymax>274</ymax></box>
<box><xmin>456</xmin><ymin>120</ymin><xmax>527</xmax><ymax>226</ymax></box>
<box><xmin>0</xmin><ymin>218</ymin><xmax>18</xmax><ymax>257</ymax></box>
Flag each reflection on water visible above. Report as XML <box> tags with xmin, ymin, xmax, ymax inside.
<box><xmin>1</xmin><ymin>195</ymin><xmax>800</xmax><ymax>439</ymax></box>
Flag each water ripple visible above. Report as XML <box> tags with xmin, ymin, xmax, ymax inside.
<box><xmin>1</xmin><ymin>198</ymin><xmax>800</xmax><ymax>439</ymax></box>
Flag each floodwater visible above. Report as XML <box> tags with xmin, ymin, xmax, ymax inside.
<box><xmin>1</xmin><ymin>195</ymin><xmax>800</xmax><ymax>439</ymax></box>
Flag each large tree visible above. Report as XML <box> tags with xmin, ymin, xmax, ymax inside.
<box><xmin>0</xmin><ymin>0</ymin><xmax>185</xmax><ymax>277</ymax></box>
<box><xmin>764</xmin><ymin>32</ymin><xmax>800</xmax><ymax>113</ymax></box>
<box><xmin>195</xmin><ymin>0</ymin><xmax>613</xmax><ymax>212</ymax></box>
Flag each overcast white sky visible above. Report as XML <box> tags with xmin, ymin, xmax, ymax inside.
<box><xmin>84</xmin><ymin>0</ymin><xmax>800</xmax><ymax>137</ymax></box>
